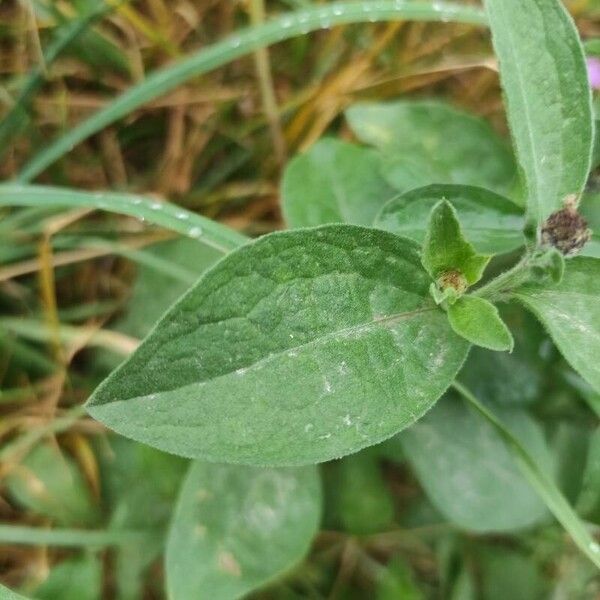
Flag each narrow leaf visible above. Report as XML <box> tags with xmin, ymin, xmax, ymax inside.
<box><xmin>400</xmin><ymin>394</ymin><xmax>550</xmax><ymax>532</ymax></box>
<box><xmin>0</xmin><ymin>184</ymin><xmax>247</xmax><ymax>254</ymax></box>
<box><xmin>375</xmin><ymin>184</ymin><xmax>524</xmax><ymax>255</ymax></box>
<box><xmin>447</xmin><ymin>296</ymin><xmax>514</xmax><ymax>352</ymax></box>
<box><xmin>86</xmin><ymin>225</ymin><xmax>469</xmax><ymax>466</ymax></box>
<box><xmin>483</xmin><ymin>0</ymin><xmax>593</xmax><ymax>225</ymax></box>
<box><xmin>166</xmin><ymin>462</ymin><xmax>321</xmax><ymax>600</ymax></box>
<box><xmin>454</xmin><ymin>382</ymin><xmax>600</xmax><ymax>569</ymax></box>
<box><xmin>282</xmin><ymin>139</ymin><xmax>395</xmax><ymax>227</ymax></box>
<box><xmin>422</xmin><ymin>200</ymin><xmax>490</xmax><ymax>287</ymax></box>
<box><xmin>514</xmin><ymin>257</ymin><xmax>600</xmax><ymax>393</ymax></box>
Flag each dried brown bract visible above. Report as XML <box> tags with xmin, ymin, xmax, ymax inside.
<box><xmin>437</xmin><ymin>269</ymin><xmax>468</xmax><ymax>294</ymax></box>
<box><xmin>540</xmin><ymin>195</ymin><xmax>591</xmax><ymax>256</ymax></box>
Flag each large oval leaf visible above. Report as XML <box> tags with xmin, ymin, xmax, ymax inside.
<box><xmin>86</xmin><ymin>225</ymin><xmax>469</xmax><ymax>466</ymax></box>
<box><xmin>400</xmin><ymin>395</ymin><xmax>551</xmax><ymax>532</ymax></box>
<box><xmin>282</xmin><ymin>139</ymin><xmax>395</xmax><ymax>228</ymax></box>
<box><xmin>375</xmin><ymin>184</ymin><xmax>524</xmax><ymax>254</ymax></box>
<box><xmin>345</xmin><ymin>101</ymin><xmax>517</xmax><ymax>196</ymax></box>
<box><xmin>166</xmin><ymin>462</ymin><xmax>321</xmax><ymax>600</ymax></box>
<box><xmin>483</xmin><ymin>0</ymin><xmax>593</xmax><ymax>225</ymax></box>
<box><xmin>514</xmin><ymin>257</ymin><xmax>600</xmax><ymax>393</ymax></box>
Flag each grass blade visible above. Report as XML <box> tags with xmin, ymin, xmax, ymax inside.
<box><xmin>0</xmin><ymin>184</ymin><xmax>248</xmax><ymax>253</ymax></box>
<box><xmin>0</xmin><ymin>2</ymin><xmax>112</xmax><ymax>156</ymax></box>
<box><xmin>453</xmin><ymin>381</ymin><xmax>600</xmax><ymax>569</ymax></box>
<box><xmin>0</xmin><ymin>524</ymin><xmax>148</xmax><ymax>548</ymax></box>
<box><xmin>17</xmin><ymin>1</ymin><xmax>486</xmax><ymax>182</ymax></box>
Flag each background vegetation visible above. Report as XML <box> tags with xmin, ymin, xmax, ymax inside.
<box><xmin>1</xmin><ymin>0</ymin><xmax>600</xmax><ymax>598</ymax></box>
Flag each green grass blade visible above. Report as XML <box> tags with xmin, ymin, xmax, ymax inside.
<box><xmin>0</xmin><ymin>524</ymin><xmax>148</xmax><ymax>548</ymax></box>
<box><xmin>17</xmin><ymin>1</ymin><xmax>486</xmax><ymax>182</ymax></box>
<box><xmin>0</xmin><ymin>184</ymin><xmax>248</xmax><ymax>253</ymax></box>
<box><xmin>453</xmin><ymin>381</ymin><xmax>600</xmax><ymax>569</ymax></box>
<box><xmin>0</xmin><ymin>3</ymin><xmax>111</xmax><ymax>156</ymax></box>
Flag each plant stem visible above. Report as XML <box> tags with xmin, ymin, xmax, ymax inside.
<box><xmin>249</xmin><ymin>0</ymin><xmax>287</xmax><ymax>165</ymax></box>
<box><xmin>0</xmin><ymin>524</ymin><xmax>149</xmax><ymax>547</ymax></box>
<box><xmin>452</xmin><ymin>382</ymin><xmax>600</xmax><ymax>569</ymax></box>
<box><xmin>471</xmin><ymin>255</ymin><xmax>532</xmax><ymax>301</ymax></box>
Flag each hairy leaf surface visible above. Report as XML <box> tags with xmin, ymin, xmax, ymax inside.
<box><xmin>515</xmin><ymin>258</ymin><xmax>600</xmax><ymax>393</ymax></box>
<box><xmin>166</xmin><ymin>462</ymin><xmax>320</xmax><ymax>600</ymax></box>
<box><xmin>346</xmin><ymin>101</ymin><xmax>516</xmax><ymax>195</ymax></box>
<box><xmin>447</xmin><ymin>296</ymin><xmax>514</xmax><ymax>352</ymax></box>
<box><xmin>282</xmin><ymin>139</ymin><xmax>395</xmax><ymax>227</ymax></box>
<box><xmin>87</xmin><ymin>225</ymin><xmax>469</xmax><ymax>466</ymax></box>
<box><xmin>401</xmin><ymin>395</ymin><xmax>550</xmax><ymax>532</ymax></box>
<box><xmin>483</xmin><ymin>0</ymin><xmax>593</xmax><ymax>224</ymax></box>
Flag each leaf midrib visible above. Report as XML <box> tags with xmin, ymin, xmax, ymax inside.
<box><xmin>97</xmin><ymin>304</ymin><xmax>438</xmax><ymax>405</ymax></box>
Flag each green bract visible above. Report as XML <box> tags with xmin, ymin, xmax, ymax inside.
<box><xmin>86</xmin><ymin>225</ymin><xmax>469</xmax><ymax>465</ymax></box>
<box><xmin>166</xmin><ymin>462</ymin><xmax>321</xmax><ymax>600</ymax></box>
<box><xmin>447</xmin><ymin>296</ymin><xmax>514</xmax><ymax>352</ymax></box>
<box><xmin>375</xmin><ymin>184</ymin><xmax>525</xmax><ymax>255</ymax></box>
<box><xmin>422</xmin><ymin>200</ymin><xmax>490</xmax><ymax>291</ymax></box>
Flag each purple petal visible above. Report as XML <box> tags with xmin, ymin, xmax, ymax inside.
<box><xmin>587</xmin><ymin>57</ymin><xmax>600</xmax><ymax>90</ymax></box>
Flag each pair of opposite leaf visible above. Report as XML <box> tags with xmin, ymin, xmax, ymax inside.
<box><xmin>422</xmin><ymin>200</ymin><xmax>514</xmax><ymax>353</ymax></box>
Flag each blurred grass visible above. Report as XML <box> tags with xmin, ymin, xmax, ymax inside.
<box><xmin>0</xmin><ymin>0</ymin><xmax>599</xmax><ymax>596</ymax></box>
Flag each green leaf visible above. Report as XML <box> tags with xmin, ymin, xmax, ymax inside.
<box><xmin>100</xmin><ymin>437</ymin><xmax>188</xmax><ymax>532</ymax></box>
<box><xmin>479</xmin><ymin>547</ymin><xmax>546</xmax><ymax>600</ymax></box>
<box><xmin>111</xmin><ymin>239</ymin><xmax>221</xmax><ymax>341</ymax></box>
<box><xmin>97</xmin><ymin>436</ymin><xmax>189</xmax><ymax>599</ymax></box>
<box><xmin>454</xmin><ymin>382</ymin><xmax>600</xmax><ymax>569</ymax></box>
<box><xmin>550</xmin><ymin>423</ymin><xmax>591</xmax><ymax>503</ymax></box>
<box><xmin>0</xmin><ymin>584</ymin><xmax>29</xmax><ymax>600</ymax></box>
<box><xmin>422</xmin><ymin>200</ymin><xmax>490</xmax><ymax>289</ymax></box>
<box><xmin>375</xmin><ymin>184</ymin><xmax>524</xmax><ymax>255</ymax></box>
<box><xmin>165</xmin><ymin>462</ymin><xmax>321</xmax><ymax>600</ymax></box>
<box><xmin>447</xmin><ymin>296</ymin><xmax>514</xmax><ymax>352</ymax></box>
<box><xmin>514</xmin><ymin>257</ymin><xmax>600</xmax><ymax>393</ymax></box>
<box><xmin>328</xmin><ymin>452</ymin><xmax>395</xmax><ymax>535</ymax></box>
<box><xmin>4</xmin><ymin>443</ymin><xmax>99</xmax><ymax>527</ymax></box>
<box><xmin>87</xmin><ymin>225</ymin><xmax>469</xmax><ymax>466</ymax></box>
<box><xmin>282</xmin><ymin>139</ymin><xmax>395</xmax><ymax>227</ymax></box>
<box><xmin>376</xmin><ymin>557</ymin><xmax>425</xmax><ymax>600</ymax></box>
<box><xmin>17</xmin><ymin>3</ymin><xmax>487</xmax><ymax>182</ymax></box>
<box><xmin>345</xmin><ymin>101</ymin><xmax>517</xmax><ymax>196</ymax></box>
<box><xmin>32</xmin><ymin>555</ymin><xmax>101</xmax><ymax>600</ymax></box>
<box><xmin>483</xmin><ymin>0</ymin><xmax>593</xmax><ymax>225</ymax></box>
<box><xmin>400</xmin><ymin>394</ymin><xmax>550</xmax><ymax>532</ymax></box>
<box><xmin>459</xmin><ymin>304</ymin><xmax>549</xmax><ymax>407</ymax></box>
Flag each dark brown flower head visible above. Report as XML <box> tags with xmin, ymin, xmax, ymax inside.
<box><xmin>541</xmin><ymin>196</ymin><xmax>591</xmax><ymax>256</ymax></box>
